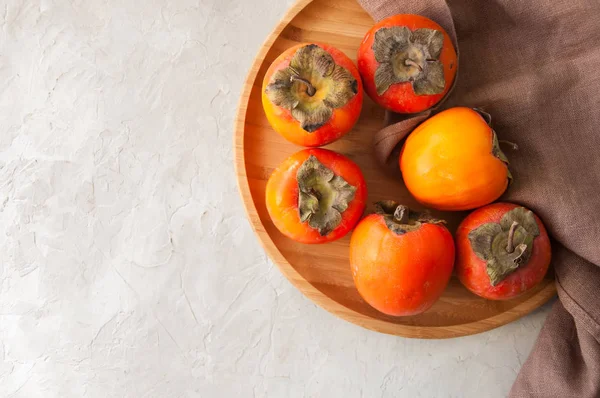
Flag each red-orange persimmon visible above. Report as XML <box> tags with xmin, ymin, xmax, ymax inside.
<box><xmin>262</xmin><ymin>43</ymin><xmax>363</xmax><ymax>146</ymax></box>
<box><xmin>350</xmin><ymin>202</ymin><xmax>454</xmax><ymax>316</ymax></box>
<box><xmin>358</xmin><ymin>14</ymin><xmax>457</xmax><ymax>114</ymax></box>
<box><xmin>456</xmin><ymin>202</ymin><xmax>551</xmax><ymax>300</ymax></box>
<box><xmin>266</xmin><ymin>148</ymin><xmax>367</xmax><ymax>244</ymax></box>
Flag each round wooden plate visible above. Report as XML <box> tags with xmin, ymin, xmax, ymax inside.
<box><xmin>234</xmin><ymin>0</ymin><xmax>556</xmax><ymax>338</ymax></box>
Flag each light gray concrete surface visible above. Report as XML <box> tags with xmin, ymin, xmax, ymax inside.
<box><xmin>0</xmin><ymin>1</ymin><xmax>552</xmax><ymax>397</ymax></box>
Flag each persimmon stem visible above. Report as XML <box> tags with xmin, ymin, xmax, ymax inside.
<box><xmin>290</xmin><ymin>75</ymin><xmax>316</xmax><ymax>96</ymax></box>
<box><xmin>404</xmin><ymin>59</ymin><xmax>423</xmax><ymax>71</ymax></box>
<box><xmin>500</xmin><ymin>140</ymin><xmax>519</xmax><ymax>150</ymax></box>
<box><xmin>393</xmin><ymin>205</ymin><xmax>410</xmax><ymax>224</ymax></box>
<box><xmin>506</xmin><ymin>221</ymin><xmax>519</xmax><ymax>253</ymax></box>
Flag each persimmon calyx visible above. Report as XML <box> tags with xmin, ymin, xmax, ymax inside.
<box><xmin>468</xmin><ymin>207</ymin><xmax>540</xmax><ymax>286</ymax></box>
<box><xmin>375</xmin><ymin>200</ymin><xmax>444</xmax><ymax>235</ymax></box>
<box><xmin>297</xmin><ymin>155</ymin><xmax>356</xmax><ymax>236</ymax></box>
<box><xmin>372</xmin><ymin>27</ymin><xmax>446</xmax><ymax>96</ymax></box>
<box><xmin>475</xmin><ymin>108</ymin><xmax>514</xmax><ymax>184</ymax></box>
<box><xmin>492</xmin><ymin>130</ymin><xmax>513</xmax><ymax>184</ymax></box>
<box><xmin>265</xmin><ymin>44</ymin><xmax>358</xmax><ymax>132</ymax></box>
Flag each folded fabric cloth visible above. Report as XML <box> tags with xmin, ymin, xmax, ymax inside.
<box><xmin>356</xmin><ymin>0</ymin><xmax>600</xmax><ymax>396</ymax></box>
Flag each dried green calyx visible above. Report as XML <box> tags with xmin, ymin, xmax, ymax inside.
<box><xmin>468</xmin><ymin>207</ymin><xmax>540</xmax><ymax>286</ymax></box>
<box><xmin>375</xmin><ymin>200</ymin><xmax>445</xmax><ymax>235</ymax></box>
<box><xmin>265</xmin><ymin>44</ymin><xmax>358</xmax><ymax>132</ymax></box>
<box><xmin>297</xmin><ymin>155</ymin><xmax>357</xmax><ymax>236</ymax></box>
<box><xmin>476</xmin><ymin>108</ymin><xmax>514</xmax><ymax>184</ymax></box>
<box><xmin>372</xmin><ymin>26</ymin><xmax>446</xmax><ymax>96</ymax></box>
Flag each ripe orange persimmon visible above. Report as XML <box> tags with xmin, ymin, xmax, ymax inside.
<box><xmin>456</xmin><ymin>203</ymin><xmax>551</xmax><ymax>300</ymax></box>
<box><xmin>350</xmin><ymin>202</ymin><xmax>455</xmax><ymax>316</ymax></box>
<box><xmin>262</xmin><ymin>43</ymin><xmax>363</xmax><ymax>147</ymax></box>
<box><xmin>400</xmin><ymin>107</ymin><xmax>512</xmax><ymax>211</ymax></box>
<box><xmin>357</xmin><ymin>14</ymin><xmax>457</xmax><ymax>114</ymax></box>
<box><xmin>266</xmin><ymin>148</ymin><xmax>367</xmax><ymax>244</ymax></box>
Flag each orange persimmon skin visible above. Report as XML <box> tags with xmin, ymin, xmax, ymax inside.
<box><xmin>400</xmin><ymin>107</ymin><xmax>510</xmax><ymax>211</ymax></box>
<box><xmin>357</xmin><ymin>14</ymin><xmax>457</xmax><ymax>114</ymax></box>
<box><xmin>262</xmin><ymin>43</ymin><xmax>363</xmax><ymax>147</ymax></box>
<box><xmin>456</xmin><ymin>203</ymin><xmax>552</xmax><ymax>301</ymax></box>
<box><xmin>350</xmin><ymin>215</ymin><xmax>455</xmax><ymax>316</ymax></box>
<box><xmin>266</xmin><ymin>148</ymin><xmax>367</xmax><ymax>244</ymax></box>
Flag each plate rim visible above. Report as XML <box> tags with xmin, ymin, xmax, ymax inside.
<box><xmin>233</xmin><ymin>0</ymin><xmax>556</xmax><ymax>338</ymax></box>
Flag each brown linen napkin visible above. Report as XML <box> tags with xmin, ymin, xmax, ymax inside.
<box><xmin>356</xmin><ymin>0</ymin><xmax>600</xmax><ymax>396</ymax></box>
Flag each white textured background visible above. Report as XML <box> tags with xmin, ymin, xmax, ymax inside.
<box><xmin>0</xmin><ymin>1</ymin><xmax>552</xmax><ymax>397</ymax></box>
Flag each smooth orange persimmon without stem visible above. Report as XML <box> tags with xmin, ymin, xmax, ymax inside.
<box><xmin>400</xmin><ymin>107</ymin><xmax>511</xmax><ymax>211</ymax></box>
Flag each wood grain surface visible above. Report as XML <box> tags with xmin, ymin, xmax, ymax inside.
<box><xmin>233</xmin><ymin>0</ymin><xmax>556</xmax><ymax>338</ymax></box>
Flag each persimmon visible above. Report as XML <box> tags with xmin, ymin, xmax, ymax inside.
<box><xmin>265</xmin><ymin>148</ymin><xmax>367</xmax><ymax>244</ymax></box>
<box><xmin>357</xmin><ymin>14</ymin><xmax>457</xmax><ymax>114</ymax></box>
<box><xmin>350</xmin><ymin>201</ymin><xmax>455</xmax><ymax>316</ymax></box>
<box><xmin>400</xmin><ymin>107</ymin><xmax>511</xmax><ymax>211</ymax></box>
<box><xmin>262</xmin><ymin>43</ymin><xmax>363</xmax><ymax>147</ymax></box>
<box><xmin>456</xmin><ymin>203</ymin><xmax>551</xmax><ymax>300</ymax></box>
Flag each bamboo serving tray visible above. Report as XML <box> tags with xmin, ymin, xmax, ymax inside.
<box><xmin>234</xmin><ymin>0</ymin><xmax>556</xmax><ymax>338</ymax></box>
